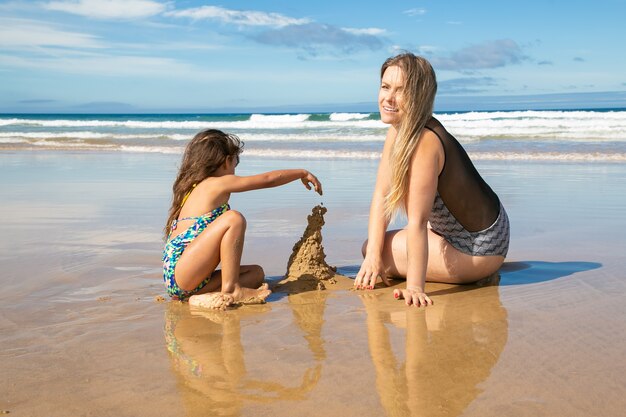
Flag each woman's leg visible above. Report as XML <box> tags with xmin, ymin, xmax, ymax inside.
<box><xmin>363</xmin><ymin>228</ymin><xmax>504</xmax><ymax>284</ymax></box>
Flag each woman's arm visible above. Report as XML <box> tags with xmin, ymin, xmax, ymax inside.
<box><xmin>219</xmin><ymin>169</ymin><xmax>322</xmax><ymax>195</ymax></box>
<box><xmin>355</xmin><ymin>127</ymin><xmax>396</xmax><ymax>288</ymax></box>
<box><xmin>401</xmin><ymin>130</ymin><xmax>442</xmax><ymax>305</ymax></box>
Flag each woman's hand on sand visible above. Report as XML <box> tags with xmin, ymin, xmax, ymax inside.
<box><xmin>355</xmin><ymin>256</ymin><xmax>390</xmax><ymax>289</ymax></box>
<box><xmin>393</xmin><ymin>287</ymin><xmax>433</xmax><ymax>307</ymax></box>
<box><xmin>301</xmin><ymin>171</ymin><xmax>323</xmax><ymax>195</ymax></box>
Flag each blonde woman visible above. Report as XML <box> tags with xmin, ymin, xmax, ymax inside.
<box><xmin>355</xmin><ymin>53</ymin><xmax>510</xmax><ymax>306</ymax></box>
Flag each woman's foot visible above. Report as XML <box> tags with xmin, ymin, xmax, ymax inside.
<box><xmin>231</xmin><ymin>283</ymin><xmax>272</xmax><ymax>305</ymax></box>
<box><xmin>189</xmin><ymin>292</ymin><xmax>234</xmax><ymax>310</ymax></box>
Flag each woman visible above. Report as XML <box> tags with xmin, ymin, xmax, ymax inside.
<box><xmin>355</xmin><ymin>53</ymin><xmax>510</xmax><ymax>306</ymax></box>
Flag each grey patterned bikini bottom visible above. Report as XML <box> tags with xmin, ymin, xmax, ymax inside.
<box><xmin>428</xmin><ymin>194</ymin><xmax>510</xmax><ymax>257</ymax></box>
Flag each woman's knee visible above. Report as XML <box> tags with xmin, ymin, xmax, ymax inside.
<box><xmin>361</xmin><ymin>239</ymin><xmax>368</xmax><ymax>257</ymax></box>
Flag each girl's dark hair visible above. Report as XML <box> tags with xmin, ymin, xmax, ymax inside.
<box><xmin>164</xmin><ymin>129</ymin><xmax>243</xmax><ymax>239</ymax></box>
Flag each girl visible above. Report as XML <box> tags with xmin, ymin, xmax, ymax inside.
<box><xmin>354</xmin><ymin>53</ymin><xmax>510</xmax><ymax>306</ymax></box>
<box><xmin>163</xmin><ymin>129</ymin><xmax>323</xmax><ymax>310</ymax></box>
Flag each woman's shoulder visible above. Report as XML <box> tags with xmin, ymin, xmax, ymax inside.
<box><xmin>413</xmin><ymin>127</ymin><xmax>445</xmax><ymax>172</ymax></box>
<box><xmin>418</xmin><ymin>126</ymin><xmax>443</xmax><ymax>150</ymax></box>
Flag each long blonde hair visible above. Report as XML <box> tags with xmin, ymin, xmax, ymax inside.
<box><xmin>164</xmin><ymin>129</ymin><xmax>243</xmax><ymax>239</ymax></box>
<box><xmin>382</xmin><ymin>53</ymin><xmax>437</xmax><ymax>220</ymax></box>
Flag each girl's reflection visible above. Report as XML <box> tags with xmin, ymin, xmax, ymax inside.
<box><xmin>362</xmin><ymin>276</ymin><xmax>508</xmax><ymax>416</ymax></box>
<box><xmin>164</xmin><ymin>290</ymin><xmax>328</xmax><ymax>416</ymax></box>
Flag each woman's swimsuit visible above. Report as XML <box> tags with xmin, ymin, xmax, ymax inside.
<box><xmin>429</xmin><ymin>193</ymin><xmax>510</xmax><ymax>257</ymax></box>
<box><xmin>162</xmin><ymin>203</ymin><xmax>230</xmax><ymax>300</ymax></box>
<box><xmin>424</xmin><ymin>118</ymin><xmax>510</xmax><ymax>257</ymax></box>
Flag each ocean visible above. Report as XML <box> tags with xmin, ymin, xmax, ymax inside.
<box><xmin>1</xmin><ymin>109</ymin><xmax>626</xmax><ymax>162</ymax></box>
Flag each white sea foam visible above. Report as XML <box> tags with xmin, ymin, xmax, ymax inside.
<box><xmin>438</xmin><ymin>110</ymin><xmax>626</xmax><ymax>121</ymax></box>
<box><xmin>6</xmin><ymin>140</ymin><xmax>624</xmax><ymax>162</ymax></box>
<box><xmin>236</xmin><ymin>133</ymin><xmax>383</xmax><ymax>142</ymax></box>
<box><xmin>467</xmin><ymin>152</ymin><xmax>626</xmax><ymax>162</ymax></box>
<box><xmin>0</xmin><ymin>131</ymin><xmax>383</xmax><ymax>143</ymax></box>
<box><xmin>329</xmin><ymin>112</ymin><xmax>371</xmax><ymax>121</ymax></box>
<box><xmin>241</xmin><ymin>150</ymin><xmax>626</xmax><ymax>162</ymax></box>
<box><xmin>0</xmin><ymin>118</ymin><xmax>22</xmax><ymax>126</ymax></box>
<box><xmin>122</xmin><ymin>147</ymin><xmax>381</xmax><ymax>158</ymax></box>
<box><xmin>0</xmin><ymin>116</ymin><xmax>386</xmax><ymax>130</ymax></box>
<box><xmin>0</xmin><ymin>131</ymin><xmax>189</xmax><ymax>140</ymax></box>
<box><xmin>438</xmin><ymin>110</ymin><xmax>626</xmax><ymax>141</ymax></box>
<box><xmin>29</xmin><ymin>140</ymin><xmax>117</xmax><ymax>149</ymax></box>
<box><xmin>242</xmin><ymin>148</ymin><xmax>382</xmax><ymax>159</ymax></box>
<box><xmin>2</xmin><ymin>111</ymin><xmax>626</xmax><ymax>160</ymax></box>
<box><xmin>2</xmin><ymin>111</ymin><xmax>625</xmax><ymax>141</ymax></box>
<box><xmin>243</xmin><ymin>150</ymin><xmax>626</xmax><ymax>162</ymax></box>
<box><xmin>249</xmin><ymin>113</ymin><xmax>310</xmax><ymax>123</ymax></box>
<box><xmin>119</xmin><ymin>145</ymin><xmax>182</xmax><ymax>154</ymax></box>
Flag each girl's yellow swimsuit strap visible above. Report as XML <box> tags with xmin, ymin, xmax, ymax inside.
<box><xmin>180</xmin><ymin>183</ymin><xmax>197</xmax><ymax>208</ymax></box>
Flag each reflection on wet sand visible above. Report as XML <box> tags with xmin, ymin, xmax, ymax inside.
<box><xmin>362</xmin><ymin>276</ymin><xmax>508</xmax><ymax>417</ymax></box>
<box><xmin>164</xmin><ymin>290</ymin><xmax>329</xmax><ymax>416</ymax></box>
<box><xmin>163</xmin><ymin>274</ymin><xmax>508</xmax><ymax>416</ymax></box>
<box><xmin>286</xmin><ymin>290</ymin><xmax>330</xmax><ymax>361</ymax></box>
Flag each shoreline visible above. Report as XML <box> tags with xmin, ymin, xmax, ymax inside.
<box><xmin>2</xmin><ymin>147</ymin><xmax>626</xmax><ymax>165</ymax></box>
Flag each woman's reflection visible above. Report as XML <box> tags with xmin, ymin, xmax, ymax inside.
<box><xmin>362</xmin><ymin>276</ymin><xmax>508</xmax><ymax>416</ymax></box>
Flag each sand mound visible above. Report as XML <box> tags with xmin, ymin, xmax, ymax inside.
<box><xmin>275</xmin><ymin>205</ymin><xmax>351</xmax><ymax>293</ymax></box>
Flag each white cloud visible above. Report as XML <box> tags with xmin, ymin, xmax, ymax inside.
<box><xmin>167</xmin><ymin>5</ymin><xmax>311</xmax><ymax>28</ymax></box>
<box><xmin>0</xmin><ymin>52</ymin><xmax>197</xmax><ymax>77</ymax></box>
<box><xmin>403</xmin><ymin>8</ymin><xmax>427</xmax><ymax>16</ymax></box>
<box><xmin>417</xmin><ymin>45</ymin><xmax>439</xmax><ymax>54</ymax></box>
<box><xmin>431</xmin><ymin>39</ymin><xmax>527</xmax><ymax>70</ymax></box>
<box><xmin>0</xmin><ymin>18</ymin><xmax>104</xmax><ymax>48</ymax></box>
<box><xmin>342</xmin><ymin>27</ymin><xmax>386</xmax><ymax>36</ymax></box>
<box><xmin>43</xmin><ymin>0</ymin><xmax>166</xmax><ymax>19</ymax></box>
<box><xmin>253</xmin><ymin>23</ymin><xmax>385</xmax><ymax>55</ymax></box>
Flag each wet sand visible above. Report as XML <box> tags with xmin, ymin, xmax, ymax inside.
<box><xmin>1</xmin><ymin>150</ymin><xmax>625</xmax><ymax>416</ymax></box>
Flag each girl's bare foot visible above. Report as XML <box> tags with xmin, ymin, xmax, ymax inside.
<box><xmin>188</xmin><ymin>292</ymin><xmax>234</xmax><ymax>310</ymax></box>
<box><xmin>232</xmin><ymin>283</ymin><xmax>272</xmax><ymax>305</ymax></box>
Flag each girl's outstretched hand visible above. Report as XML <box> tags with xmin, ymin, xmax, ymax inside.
<box><xmin>301</xmin><ymin>171</ymin><xmax>323</xmax><ymax>195</ymax></box>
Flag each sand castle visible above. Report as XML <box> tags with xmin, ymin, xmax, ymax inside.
<box><xmin>277</xmin><ymin>204</ymin><xmax>349</xmax><ymax>292</ymax></box>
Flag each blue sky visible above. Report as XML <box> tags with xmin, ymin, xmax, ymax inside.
<box><xmin>1</xmin><ymin>0</ymin><xmax>625</xmax><ymax>112</ymax></box>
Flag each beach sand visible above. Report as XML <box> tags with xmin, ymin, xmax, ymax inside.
<box><xmin>1</xmin><ymin>150</ymin><xmax>625</xmax><ymax>416</ymax></box>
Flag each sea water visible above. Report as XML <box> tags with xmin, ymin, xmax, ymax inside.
<box><xmin>1</xmin><ymin>109</ymin><xmax>626</xmax><ymax>161</ymax></box>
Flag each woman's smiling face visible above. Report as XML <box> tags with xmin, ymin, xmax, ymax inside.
<box><xmin>378</xmin><ymin>65</ymin><xmax>405</xmax><ymax>127</ymax></box>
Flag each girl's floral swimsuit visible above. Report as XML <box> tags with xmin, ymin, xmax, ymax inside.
<box><xmin>162</xmin><ymin>203</ymin><xmax>230</xmax><ymax>300</ymax></box>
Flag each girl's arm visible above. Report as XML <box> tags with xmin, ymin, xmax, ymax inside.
<box><xmin>402</xmin><ymin>130</ymin><xmax>442</xmax><ymax>304</ymax></box>
<box><xmin>355</xmin><ymin>127</ymin><xmax>395</xmax><ymax>288</ymax></box>
<box><xmin>219</xmin><ymin>169</ymin><xmax>322</xmax><ymax>195</ymax></box>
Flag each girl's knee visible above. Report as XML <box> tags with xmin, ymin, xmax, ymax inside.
<box><xmin>223</xmin><ymin>210</ymin><xmax>247</xmax><ymax>230</ymax></box>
